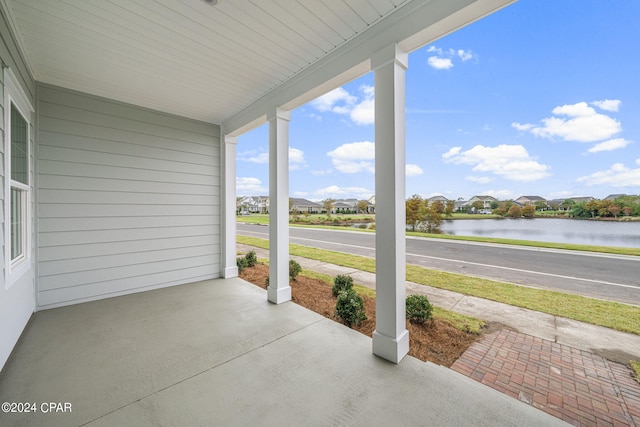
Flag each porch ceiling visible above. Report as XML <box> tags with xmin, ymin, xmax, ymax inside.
<box><xmin>3</xmin><ymin>0</ymin><xmax>513</xmax><ymax>129</ymax></box>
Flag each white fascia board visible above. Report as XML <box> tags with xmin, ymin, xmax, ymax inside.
<box><xmin>222</xmin><ymin>0</ymin><xmax>516</xmax><ymax>136</ymax></box>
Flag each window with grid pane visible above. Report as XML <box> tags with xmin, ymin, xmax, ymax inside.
<box><xmin>9</xmin><ymin>103</ymin><xmax>28</xmax><ymax>265</ymax></box>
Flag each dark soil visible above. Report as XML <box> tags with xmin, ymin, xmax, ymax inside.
<box><xmin>239</xmin><ymin>263</ymin><xmax>482</xmax><ymax>367</ymax></box>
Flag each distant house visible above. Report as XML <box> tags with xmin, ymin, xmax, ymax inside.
<box><xmin>515</xmin><ymin>196</ymin><xmax>547</xmax><ymax>206</ymax></box>
<box><xmin>604</xmin><ymin>194</ymin><xmax>627</xmax><ymax>201</ymax></box>
<box><xmin>332</xmin><ymin>200</ymin><xmax>354</xmax><ymax>214</ymax></box>
<box><xmin>547</xmin><ymin>199</ymin><xmax>566</xmax><ymax>210</ymax></box>
<box><xmin>428</xmin><ymin>195</ymin><xmax>449</xmax><ymax>203</ymax></box>
<box><xmin>358</xmin><ymin>200</ymin><xmax>376</xmax><ymax>214</ymax></box>
<box><xmin>238</xmin><ymin>196</ymin><xmax>269</xmax><ymax>214</ymax></box>
<box><xmin>454</xmin><ymin>200</ymin><xmax>468</xmax><ymax>212</ymax></box>
<box><xmin>290</xmin><ymin>198</ymin><xmax>322</xmax><ymax>214</ymax></box>
<box><xmin>368</xmin><ymin>195</ymin><xmax>376</xmax><ymax>206</ymax></box>
<box><xmin>467</xmin><ymin>195</ymin><xmax>498</xmax><ymax>209</ymax></box>
<box><xmin>567</xmin><ymin>196</ymin><xmax>595</xmax><ymax>204</ymax></box>
<box><xmin>330</xmin><ymin>198</ymin><xmax>376</xmax><ymax>214</ymax></box>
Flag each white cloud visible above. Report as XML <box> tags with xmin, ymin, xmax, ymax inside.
<box><xmin>552</xmin><ymin>102</ymin><xmax>596</xmax><ymax>117</ymax></box>
<box><xmin>427</xmin><ymin>56</ymin><xmax>453</xmax><ymax>70</ymax></box>
<box><xmin>238</xmin><ymin>147</ymin><xmax>307</xmax><ymax>169</ymax></box>
<box><xmin>576</xmin><ymin>160</ymin><xmax>640</xmax><ymax>187</ymax></box>
<box><xmin>457</xmin><ymin>49</ymin><xmax>473</xmax><ymax>61</ymax></box>
<box><xmin>310</xmin><ymin>85</ymin><xmax>374</xmax><ymax>126</ymax></box>
<box><xmin>443</xmin><ymin>144</ymin><xmax>551</xmax><ymax>182</ymax></box>
<box><xmin>591</xmin><ymin>99</ymin><xmax>621</xmax><ymax>112</ymax></box>
<box><xmin>236</xmin><ymin>177</ymin><xmax>267</xmax><ymax>195</ymax></box>
<box><xmin>325</xmin><ymin>142</ymin><xmax>422</xmax><ymax>176</ymax></box>
<box><xmin>289</xmin><ymin>147</ymin><xmax>307</xmax><ymax>170</ymax></box>
<box><xmin>426</xmin><ymin>45</ymin><xmax>476</xmax><ymax>70</ymax></box>
<box><xmin>238</xmin><ymin>150</ymin><xmax>268</xmax><ymax>164</ymax></box>
<box><xmin>466</xmin><ymin>176</ymin><xmax>493</xmax><ymax>184</ymax></box>
<box><xmin>587</xmin><ymin>138</ymin><xmax>632</xmax><ymax>153</ymax></box>
<box><xmin>310</xmin><ymin>169</ymin><xmax>333</xmax><ymax>176</ymax></box>
<box><xmin>442</xmin><ymin>146</ymin><xmax>461</xmax><ymax>159</ymax></box>
<box><xmin>327</xmin><ymin>141</ymin><xmax>375</xmax><ymax>173</ymax></box>
<box><xmin>406</xmin><ymin>164</ymin><xmax>424</xmax><ymax>176</ymax></box>
<box><xmin>511</xmin><ymin>122</ymin><xmax>534</xmax><ymax>131</ymax></box>
<box><xmin>310</xmin><ymin>87</ymin><xmax>356</xmax><ymax>112</ymax></box>
<box><xmin>514</xmin><ymin>101</ymin><xmax>622</xmax><ymax>143</ymax></box>
<box><xmin>350</xmin><ymin>97</ymin><xmax>374</xmax><ymax>125</ymax></box>
<box><xmin>314</xmin><ymin>185</ymin><xmax>373</xmax><ymax>199</ymax></box>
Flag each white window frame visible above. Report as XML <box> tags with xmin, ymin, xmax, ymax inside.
<box><xmin>4</xmin><ymin>67</ymin><xmax>34</xmax><ymax>289</ymax></box>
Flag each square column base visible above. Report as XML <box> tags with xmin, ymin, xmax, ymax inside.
<box><xmin>267</xmin><ymin>285</ymin><xmax>292</xmax><ymax>304</ymax></box>
<box><xmin>222</xmin><ymin>266</ymin><xmax>238</xmax><ymax>279</ymax></box>
<box><xmin>372</xmin><ymin>329</ymin><xmax>409</xmax><ymax>364</ymax></box>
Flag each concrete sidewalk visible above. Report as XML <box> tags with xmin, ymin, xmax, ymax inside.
<box><xmin>238</xmin><ymin>244</ymin><xmax>640</xmax><ymax>363</ymax></box>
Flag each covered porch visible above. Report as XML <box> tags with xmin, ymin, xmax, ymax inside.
<box><xmin>0</xmin><ymin>277</ymin><xmax>564</xmax><ymax>426</ymax></box>
<box><xmin>0</xmin><ymin>0</ymin><xmax>519</xmax><ymax>370</ymax></box>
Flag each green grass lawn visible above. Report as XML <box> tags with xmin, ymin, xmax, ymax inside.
<box><xmin>237</xmin><ymin>235</ymin><xmax>640</xmax><ymax>335</ymax></box>
<box><xmin>631</xmin><ymin>360</ymin><xmax>640</xmax><ymax>384</ymax></box>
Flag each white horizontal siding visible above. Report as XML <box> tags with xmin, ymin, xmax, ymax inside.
<box><xmin>38</xmin><ymin>266</ymin><xmax>218</xmax><ymax>308</ymax></box>
<box><xmin>38</xmin><ymin>235</ymin><xmax>217</xmax><ymax>261</ymax></box>
<box><xmin>37</xmin><ymin>84</ymin><xmax>220</xmax><ymax>309</ymax></box>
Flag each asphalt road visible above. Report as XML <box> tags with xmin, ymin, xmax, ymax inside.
<box><xmin>237</xmin><ymin>223</ymin><xmax>640</xmax><ymax>306</ymax></box>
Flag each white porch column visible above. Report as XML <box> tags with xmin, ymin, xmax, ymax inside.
<box><xmin>267</xmin><ymin>107</ymin><xmax>292</xmax><ymax>304</ymax></box>
<box><xmin>372</xmin><ymin>44</ymin><xmax>409</xmax><ymax>363</ymax></box>
<box><xmin>221</xmin><ymin>134</ymin><xmax>238</xmax><ymax>278</ymax></box>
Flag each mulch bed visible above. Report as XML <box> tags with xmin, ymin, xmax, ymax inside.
<box><xmin>239</xmin><ymin>263</ymin><xmax>480</xmax><ymax>367</ymax></box>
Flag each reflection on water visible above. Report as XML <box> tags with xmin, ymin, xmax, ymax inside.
<box><xmin>440</xmin><ymin>218</ymin><xmax>640</xmax><ymax>248</ymax></box>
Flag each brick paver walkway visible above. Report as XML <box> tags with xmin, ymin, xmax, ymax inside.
<box><xmin>452</xmin><ymin>330</ymin><xmax>640</xmax><ymax>426</ymax></box>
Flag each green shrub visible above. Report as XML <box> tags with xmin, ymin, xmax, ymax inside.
<box><xmin>236</xmin><ymin>257</ymin><xmax>249</xmax><ymax>273</ymax></box>
<box><xmin>335</xmin><ymin>289</ymin><xmax>367</xmax><ymax>327</ymax></box>
<box><xmin>406</xmin><ymin>294</ymin><xmax>433</xmax><ymax>324</ymax></box>
<box><xmin>264</xmin><ymin>276</ymin><xmax>269</xmax><ymax>289</ymax></box>
<box><xmin>289</xmin><ymin>260</ymin><xmax>302</xmax><ymax>281</ymax></box>
<box><xmin>332</xmin><ymin>274</ymin><xmax>354</xmax><ymax>297</ymax></box>
<box><xmin>245</xmin><ymin>250</ymin><xmax>257</xmax><ymax>267</ymax></box>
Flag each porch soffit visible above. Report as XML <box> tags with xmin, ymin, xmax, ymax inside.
<box><xmin>3</xmin><ymin>0</ymin><xmax>514</xmax><ymax>131</ymax></box>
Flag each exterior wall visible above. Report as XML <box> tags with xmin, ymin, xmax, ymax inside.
<box><xmin>0</xmin><ymin>7</ymin><xmax>37</xmax><ymax>371</ymax></box>
<box><xmin>36</xmin><ymin>84</ymin><xmax>220</xmax><ymax>309</ymax></box>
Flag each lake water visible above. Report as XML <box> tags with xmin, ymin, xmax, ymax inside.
<box><xmin>439</xmin><ymin>218</ymin><xmax>640</xmax><ymax>248</ymax></box>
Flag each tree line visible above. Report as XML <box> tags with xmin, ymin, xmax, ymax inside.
<box><xmin>564</xmin><ymin>196</ymin><xmax>640</xmax><ymax>219</ymax></box>
<box><xmin>405</xmin><ymin>195</ymin><xmax>640</xmax><ymax>233</ymax></box>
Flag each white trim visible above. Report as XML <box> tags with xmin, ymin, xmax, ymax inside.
<box><xmin>4</xmin><ymin>67</ymin><xmax>34</xmax><ymax>289</ymax></box>
<box><xmin>4</xmin><ymin>67</ymin><xmax>34</xmax><ymax>115</ymax></box>
<box><xmin>220</xmin><ymin>133</ymin><xmax>238</xmax><ymax>279</ymax></box>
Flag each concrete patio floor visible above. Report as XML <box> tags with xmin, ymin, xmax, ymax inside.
<box><xmin>0</xmin><ymin>278</ymin><xmax>567</xmax><ymax>426</ymax></box>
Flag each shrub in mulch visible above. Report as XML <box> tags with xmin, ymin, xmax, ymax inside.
<box><xmin>238</xmin><ymin>263</ymin><xmax>480</xmax><ymax>367</ymax></box>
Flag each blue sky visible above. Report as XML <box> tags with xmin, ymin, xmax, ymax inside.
<box><xmin>237</xmin><ymin>0</ymin><xmax>640</xmax><ymax>202</ymax></box>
